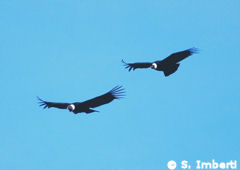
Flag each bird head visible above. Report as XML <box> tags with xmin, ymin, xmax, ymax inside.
<box><xmin>67</xmin><ymin>104</ymin><xmax>75</xmax><ymax>112</ymax></box>
<box><xmin>150</xmin><ymin>63</ymin><xmax>157</xmax><ymax>69</ymax></box>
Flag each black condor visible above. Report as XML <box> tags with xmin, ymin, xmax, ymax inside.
<box><xmin>38</xmin><ymin>86</ymin><xmax>125</xmax><ymax>114</ymax></box>
<box><xmin>122</xmin><ymin>48</ymin><xmax>198</xmax><ymax>77</ymax></box>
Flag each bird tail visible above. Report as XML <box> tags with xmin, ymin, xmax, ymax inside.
<box><xmin>163</xmin><ymin>64</ymin><xmax>180</xmax><ymax>77</ymax></box>
<box><xmin>85</xmin><ymin>109</ymin><xmax>99</xmax><ymax>114</ymax></box>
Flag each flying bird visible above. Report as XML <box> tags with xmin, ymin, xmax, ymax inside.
<box><xmin>122</xmin><ymin>48</ymin><xmax>198</xmax><ymax>77</ymax></box>
<box><xmin>38</xmin><ymin>86</ymin><xmax>125</xmax><ymax>114</ymax></box>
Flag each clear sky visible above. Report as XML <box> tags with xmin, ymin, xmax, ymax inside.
<box><xmin>0</xmin><ymin>0</ymin><xmax>240</xmax><ymax>170</ymax></box>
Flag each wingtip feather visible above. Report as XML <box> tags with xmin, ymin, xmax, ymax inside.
<box><xmin>189</xmin><ymin>47</ymin><xmax>199</xmax><ymax>54</ymax></box>
<box><xmin>37</xmin><ymin>96</ymin><xmax>49</xmax><ymax>109</ymax></box>
<box><xmin>110</xmin><ymin>86</ymin><xmax>126</xmax><ymax>99</ymax></box>
<box><xmin>122</xmin><ymin>59</ymin><xmax>134</xmax><ymax>72</ymax></box>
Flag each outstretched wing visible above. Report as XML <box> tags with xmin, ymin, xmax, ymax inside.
<box><xmin>162</xmin><ymin>47</ymin><xmax>198</xmax><ymax>64</ymax></box>
<box><xmin>81</xmin><ymin>86</ymin><xmax>125</xmax><ymax>108</ymax></box>
<box><xmin>37</xmin><ymin>97</ymin><xmax>70</xmax><ymax>109</ymax></box>
<box><xmin>122</xmin><ymin>59</ymin><xmax>152</xmax><ymax>71</ymax></box>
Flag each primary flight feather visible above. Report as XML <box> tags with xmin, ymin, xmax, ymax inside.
<box><xmin>38</xmin><ymin>86</ymin><xmax>125</xmax><ymax>114</ymax></box>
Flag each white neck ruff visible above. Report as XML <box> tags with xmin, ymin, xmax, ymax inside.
<box><xmin>152</xmin><ymin>63</ymin><xmax>157</xmax><ymax>69</ymax></box>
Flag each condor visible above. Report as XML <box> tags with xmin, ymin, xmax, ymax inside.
<box><xmin>38</xmin><ymin>86</ymin><xmax>125</xmax><ymax>114</ymax></box>
<box><xmin>122</xmin><ymin>48</ymin><xmax>198</xmax><ymax>77</ymax></box>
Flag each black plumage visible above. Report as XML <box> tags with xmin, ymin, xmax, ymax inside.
<box><xmin>38</xmin><ymin>86</ymin><xmax>125</xmax><ymax>114</ymax></box>
<box><xmin>122</xmin><ymin>48</ymin><xmax>198</xmax><ymax>76</ymax></box>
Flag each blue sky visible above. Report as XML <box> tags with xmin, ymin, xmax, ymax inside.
<box><xmin>0</xmin><ymin>0</ymin><xmax>240</xmax><ymax>169</ymax></box>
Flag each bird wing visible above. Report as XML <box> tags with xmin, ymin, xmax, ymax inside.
<box><xmin>81</xmin><ymin>86</ymin><xmax>125</xmax><ymax>108</ymax></box>
<box><xmin>122</xmin><ymin>59</ymin><xmax>152</xmax><ymax>71</ymax></box>
<box><xmin>162</xmin><ymin>48</ymin><xmax>198</xmax><ymax>64</ymax></box>
<box><xmin>37</xmin><ymin>97</ymin><xmax>70</xmax><ymax>109</ymax></box>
